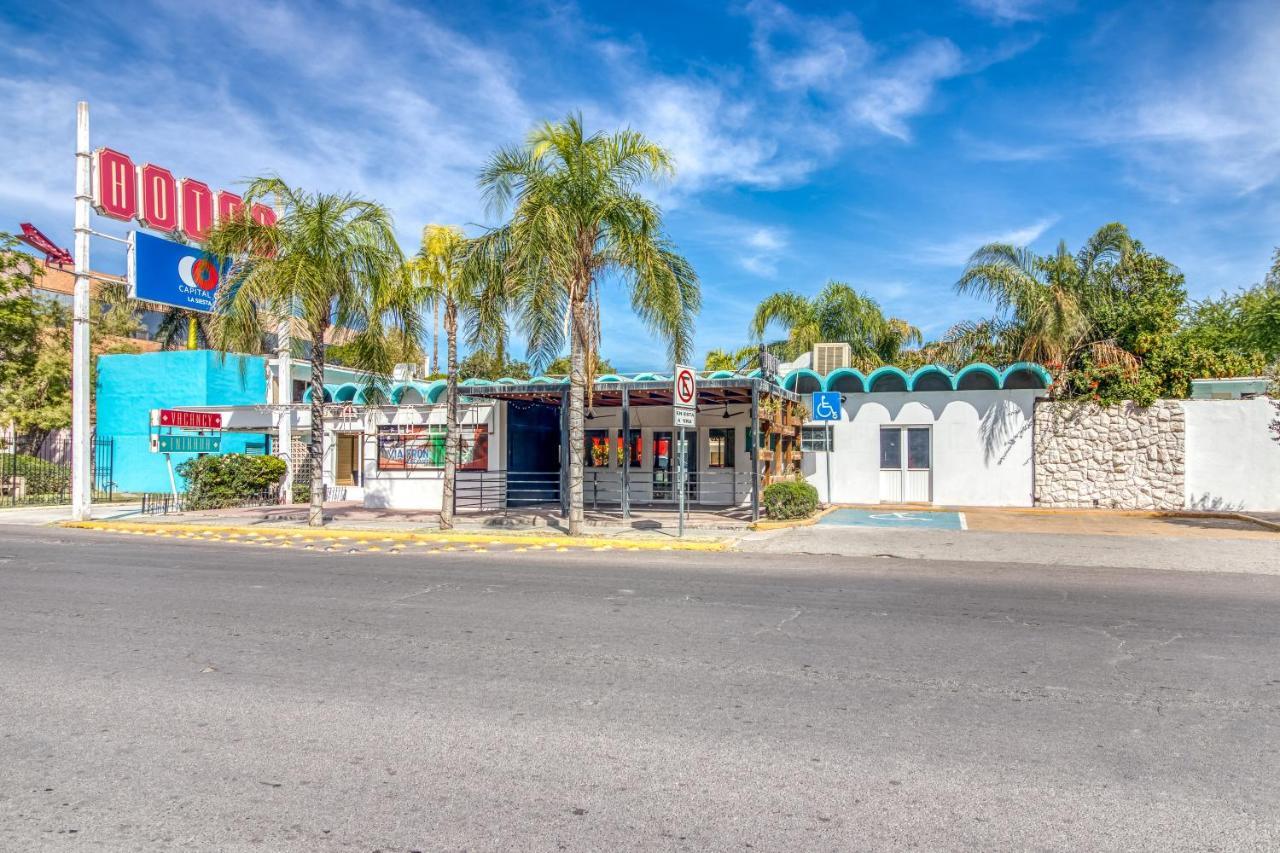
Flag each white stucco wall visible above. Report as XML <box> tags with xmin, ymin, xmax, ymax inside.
<box><xmin>804</xmin><ymin>390</ymin><xmax>1039</xmax><ymax>506</ymax></box>
<box><xmin>1182</xmin><ymin>397</ymin><xmax>1280</xmax><ymax>511</ymax></box>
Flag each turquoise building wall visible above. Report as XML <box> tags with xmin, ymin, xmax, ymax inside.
<box><xmin>95</xmin><ymin>351</ymin><xmax>269</xmax><ymax>493</ymax></box>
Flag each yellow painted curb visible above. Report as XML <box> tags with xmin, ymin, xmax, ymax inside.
<box><xmin>61</xmin><ymin>521</ymin><xmax>727</xmax><ymax>552</ymax></box>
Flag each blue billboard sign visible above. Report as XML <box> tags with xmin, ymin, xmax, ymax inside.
<box><xmin>811</xmin><ymin>391</ymin><xmax>842</xmax><ymax>421</ymax></box>
<box><xmin>128</xmin><ymin>230</ymin><xmax>227</xmax><ymax>313</ymax></box>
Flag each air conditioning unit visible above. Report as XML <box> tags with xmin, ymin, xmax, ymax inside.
<box><xmin>392</xmin><ymin>362</ymin><xmax>418</xmax><ymax>382</ymax></box>
<box><xmin>812</xmin><ymin>342</ymin><xmax>851</xmax><ymax>374</ymax></box>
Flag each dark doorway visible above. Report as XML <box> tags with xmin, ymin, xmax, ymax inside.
<box><xmin>505</xmin><ymin>402</ymin><xmax>561</xmax><ymax>506</ymax></box>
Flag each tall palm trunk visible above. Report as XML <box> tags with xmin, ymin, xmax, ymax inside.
<box><xmin>431</xmin><ymin>301</ymin><xmax>441</xmax><ymax>375</ymax></box>
<box><xmin>308</xmin><ymin>326</ymin><xmax>327</xmax><ymax>527</ymax></box>
<box><xmin>440</xmin><ymin>303</ymin><xmax>458</xmax><ymax>530</ymax></box>
<box><xmin>186</xmin><ymin>315</ymin><xmax>198</xmax><ymax>350</ymax></box>
<box><xmin>566</xmin><ymin>292</ymin><xmax>587</xmax><ymax>536</ymax></box>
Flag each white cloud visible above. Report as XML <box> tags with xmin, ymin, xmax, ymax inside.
<box><xmin>964</xmin><ymin>0</ymin><xmax>1050</xmax><ymax>24</ymax></box>
<box><xmin>1083</xmin><ymin>1</ymin><xmax>1280</xmax><ymax>197</ymax></box>
<box><xmin>918</xmin><ymin>216</ymin><xmax>1059</xmax><ymax>265</ymax></box>
<box><xmin>744</xmin><ymin>0</ymin><xmax>966</xmax><ymax>142</ymax></box>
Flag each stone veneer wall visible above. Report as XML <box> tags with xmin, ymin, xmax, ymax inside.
<box><xmin>1034</xmin><ymin>401</ymin><xmax>1185</xmax><ymax>509</ymax></box>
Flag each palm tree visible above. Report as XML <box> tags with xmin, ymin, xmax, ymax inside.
<box><xmin>205</xmin><ymin>177</ymin><xmax>420</xmax><ymax>527</ymax></box>
<box><xmin>748</xmin><ymin>281</ymin><xmax>918</xmax><ymax>369</ymax></box>
<box><xmin>946</xmin><ymin>222</ymin><xmax>1134</xmax><ymax>373</ymax></box>
<box><xmin>477</xmin><ymin>113</ymin><xmax>699</xmax><ymax>536</ymax></box>
<box><xmin>155</xmin><ymin>308</ymin><xmax>212</xmax><ymax>350</ymax></box>
<box><xmin>703</xmin><ymin>345</ymin><xmax>757</xmax><ymax>372</ymax></box>
<box><xmin>412</xmin><ymin>224</ymin><xmax>506</xmax><ymax>530</ymax></box>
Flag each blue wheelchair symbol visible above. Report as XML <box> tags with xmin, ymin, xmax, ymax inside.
<box><xmin>812</xmin><ymin>391</ymin><xmax>842</xmax><ymax>421</ymax></box>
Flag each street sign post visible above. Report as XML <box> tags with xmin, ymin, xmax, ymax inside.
<box><xmin>673</xmin><ymin>365</ymin><xmax>697</xmax><ymax>537</ymax></box>
<box><xmin>812</xmin><ymin>391</ymin><xmax>842</xmax><ymax>506</ymax></box>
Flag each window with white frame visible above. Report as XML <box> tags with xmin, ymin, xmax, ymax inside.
<box><xmin>801</xmin><ymin>425</ymin><xmax>833</xmax><ymax>452</ymax></box>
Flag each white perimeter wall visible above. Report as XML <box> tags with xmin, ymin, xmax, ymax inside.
<box><xmin>1182</xmin><ymin>398</ymin><xmax>1280</xmax><ymax>511</ymax></box>
<box><xmin>805</xmin><ymin>390</ymin><xmax>1039</xmax><ymax>507</ymax></box>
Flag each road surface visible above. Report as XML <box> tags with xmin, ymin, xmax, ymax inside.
<box><xmin>1</xmin><ymin>525</ymin><xmax>1278</xmax><ymax>851</ymax></box>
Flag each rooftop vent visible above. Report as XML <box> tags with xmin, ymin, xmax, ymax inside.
<box><xmin>812</xmin><ymin>342</ymin><xmax>851</xmax><ymax>375</ymax></box>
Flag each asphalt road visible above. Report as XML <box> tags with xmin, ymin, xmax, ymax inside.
<box><xmin>1</xmin><ymin>525</ymin><xmax>1278</xmax><ymax>851</ymax></box>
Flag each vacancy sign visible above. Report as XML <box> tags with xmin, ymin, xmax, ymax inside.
<box><xmin>155</xmin><ymin>409</ymin><xmax>222</xmax><ymax>429</ymax></box>
<box><xmin>673</xmin><ymin>364</ymin><xmax>697</xmax><ymax>427</ymax></box>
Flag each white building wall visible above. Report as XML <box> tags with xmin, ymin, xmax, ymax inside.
<box><xmin>805</xmin><ymin>390</ymin><xmax>1039</xmax><ymax>507</ymax></box>
<box><xmin>1182</xmin><ymin>397</ymin><xmax>1280</xmax><ymax>512</ymax></box>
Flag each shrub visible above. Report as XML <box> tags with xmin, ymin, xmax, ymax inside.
<box><xmin>8</xmin><ymin>454</ymin><xmax>71</xmax><ymax>497</ymax></box>
<box><xmin>176</xmin><ymin>454</ymin><xmax>287</xmax><ymax>510</ymax></box>
<box><xmin>763</xmin><ymin>480</ymin><xmax>819</xmax><ymax>519</ymax></box>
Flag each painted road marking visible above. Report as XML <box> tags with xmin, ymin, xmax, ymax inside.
<box><xmin>819</xmin><ymin>509</ymin><xmax>966</xmax><ymax>531</ymax></box>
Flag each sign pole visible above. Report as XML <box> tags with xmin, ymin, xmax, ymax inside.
<box><xmin>826</xmin><ymin>424</ymin><xmax>833</xmax><ymax>507</ymax></box>
<box><xmin>165</xmin><ymin>453</ymin><xmax>179</xmax><ymax>501</ymax></box>
<box><xmin>71</xmin><ymin>101</ymin><xmax>92</xmax><ymax>521</ymax></box>
<box><xmin>677</xmin><ymin>426</ymin><xmax>685</xmax><ymax>538</ymax></box>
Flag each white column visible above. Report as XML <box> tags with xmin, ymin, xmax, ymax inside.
<box><xmin>71</xmin><ymin>101</ymin><xmax>92</xmax><ymax>520</ymax></box>
<box><xmin>277</xmin><ymin>316</ymin><xmax>293</xmax><ymax>503</ymax></box>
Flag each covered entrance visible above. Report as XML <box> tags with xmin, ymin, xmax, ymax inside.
<box><xmin>460</xmin><ymin>375</ymin><xmax>803</xmax><ymax>522</ymax></box>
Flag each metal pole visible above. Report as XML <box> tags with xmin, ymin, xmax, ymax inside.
<box><xmin>621</xmin><ymin>392</ymin><xmax>630</xmax><ymax>519</ymax></box>
<box><xmin>750</xmin><ymin>382</ymin><xmax>760</xmax><ymax>522</ymax></box>
<box><xmin>677</xmin><ymin>425</ymin><xmax>685</xmax><ymax>537</ymax></box>
<box><xmin>825</xmin><ymin>424</ymin><xmax>833</xmax><ymax>506</ymax></box>
<box><xmin>71</xmin><ymin>101</ymin><xmax>92</xmax><ymax>521</ymax></box>
<box><xmin>559</xmin><ymin>389</ymin><xmax>569</xmax><ymax>518</ymax></box>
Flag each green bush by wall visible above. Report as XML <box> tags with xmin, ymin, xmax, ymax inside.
<box><xmin>762</xmin><ymin>480</ymin><xmax>819</xmax><ymax>519</ymax></box>
<box><xmin>175</xmin><ymin>454</ymin><xmax>287</xmax><ymax>510</ymax></box>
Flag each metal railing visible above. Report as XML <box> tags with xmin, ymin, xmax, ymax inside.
<box><xmin>451</xmin><ymin>468</ymin><xmax>757</xmax><ymax>513</ymax></box>
<box><xmin>1</xmin><ymin>435</ymin><xmax>113</xmax><ymax>506</ymax></box>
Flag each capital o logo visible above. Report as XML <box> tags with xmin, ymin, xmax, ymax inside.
<box><xmin>178</xmin><ymin>255</ymin><xmax>219</xmax><ymax>292</ymax></box>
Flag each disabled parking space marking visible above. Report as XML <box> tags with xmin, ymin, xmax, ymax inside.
<box><xmin>819</xmin><ymin>509</ymin><xmax>967</xmax><ymax>531</ymax></box>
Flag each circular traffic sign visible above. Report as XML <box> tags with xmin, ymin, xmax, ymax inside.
<box><xmin>675</xmin><ymin>366</ymin><xmax>696</xmax><ymax>406</ymax></box>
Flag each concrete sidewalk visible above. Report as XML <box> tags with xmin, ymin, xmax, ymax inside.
<box><xmin>0</xmin><ymin>502</ymin><xmax>142</xmax><ymax>525</ymax></box>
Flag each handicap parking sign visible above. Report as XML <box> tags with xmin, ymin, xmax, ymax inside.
<box><xmin>811</xmin><ymin>391</ymin><xmax>842</xmax><ymax>421</ymax></box>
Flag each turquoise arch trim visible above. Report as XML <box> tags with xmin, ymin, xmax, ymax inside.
<box><xmin>908</xmin><ymin>365</ymin><xmax>954</xmax><ymax>391</ymax></box>
<box><xmin>496</xmin><ymin>377</ymin><xmax>522</xmax><ymax>385</ymax></box>
<box><xmin>631</xmin><ymin>372</ymin><xmax>660</xmax><ymax>381</ymax></box>
<box><xmin>597</xmin><ymin>374</ymin><xmax>625</xmax><ymax>383</ymax></box>
<box><xmin>866</xmin><ymin>365</ymin><xmax>911</xmax><ymax>392</ymax></box>
<box><xmin>823</xmin><ymin>367</ymin><xmax>867</xmax><ymax>392</ymax></box>
<box><xmin>528</xmin><ymin>375</ymin><xmax>558</xmax><ymax>384</ymax></box>
<box><xmin>954</xmin><ymin>363</ymin><xmax>1002</xmax><ymax>389</ymax></box>
<box><xmin>706</xmin><ymin>370</ymin><xmax>736</xmax><ymax>380</ymax></box>
<box><xmin>425</xmin><ymin>380</ymin><xmax>447</xmax><ymax>403</ymax></box>
<box><xmin>1001</xmin><ymin>361</ymin><xmax>1052</xmax><ymax>388</ymax></box>
<box><xmin>782</xmin><ymin>368</ymin><xmax>823</xmax><ymax>392</ymax></box>
<box><xmin>302</xmin><ymin>383</ymin><xmax>339</xmax><ymax>403</ymax></box>
<box><xmin>333</xmin><ymin>384</ymin><xmax>360</xmax><ymax>403</ymax></box>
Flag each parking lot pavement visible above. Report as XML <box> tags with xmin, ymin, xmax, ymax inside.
<box><xmin>739</xmin><ymin>522</ymin><xmax>1280</xmax><ymax>575</ymax></box>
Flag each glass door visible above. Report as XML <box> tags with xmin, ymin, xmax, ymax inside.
<box><xmin>878</xmin><ymin>426</ymin><xmax>931</xmax><ymax>502</ymax></box>
<box><xmin>652</xmin><ymin>431</ymin><xmax>673</xmax><ymax>500</ymax></box>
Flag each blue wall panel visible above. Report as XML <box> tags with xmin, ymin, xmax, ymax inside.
<box><xmin>96</xmin><ymin>351</ymin><xmax>268</xmax><ymax>493</ymax></box>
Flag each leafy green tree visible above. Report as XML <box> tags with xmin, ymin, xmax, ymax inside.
<box><xmin>411</xmin><ymin>224</ymin><xmax>506</xmax><ymax>529</ymax></box>
<box><xmin>457</xmin><ymin>350</ymin><xmax>530</xmax><ymax>380</ymax></box>
<box><xmin>476</xmin><ymin>113</ymin><xmax>699</xmax><ymax>536</ymax></box>
<box><xmin>205</xmin><ymin>177</ymin><xmax>420</xmax><ymax>527</ymax></box>
<box><xmin>155</xmin><ymin>307</ymin><xmax>212</xmax><ymax>350</ymax></box>
<box><xmin>703</xmin><ymin>345</ymin><xmax>757</xmax><ymax>372</ymax></box>
<box><xmin>748</xmin><ymin>281</ymin><xmax>918</xmax><ymax>369</ymax></box>
<box><xmin>545</xmin><ymin>353</ymin><xmax>613</xmax><ymax>376</ymax></box>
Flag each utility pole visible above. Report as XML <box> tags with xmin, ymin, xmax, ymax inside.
<box><xmin>71</xmin><ymin>101</ymin><xmax>92</xmax><ymax>521</ymax></box>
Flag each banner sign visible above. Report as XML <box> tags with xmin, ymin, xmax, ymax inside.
<box><xmin>376</xmin><ymin>425</ymin><xmax>488</xmax><ymax>471</ymax></box>
<box><xmin>93</xmin><ymin>147</ymin><xmax>275</xmax><ymax>241</ymax></box>
<box><xmin>128</xmin><ymin>231</ymin><xmax>227</xmax><ymax>313</ymax></box>
<box><xmin>155</xmin><ymin>409</ymin><xmax>222</xmax><ymax>430</ymax></box>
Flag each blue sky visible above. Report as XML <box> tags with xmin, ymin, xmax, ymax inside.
<box><xmin>2</xmin><ymin>0</ymin><xmax>1278</xmax><ymax>370</ymax></box>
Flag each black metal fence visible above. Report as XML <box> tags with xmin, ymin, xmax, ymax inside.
<box><xmin>452</xmin><ymin>468</ymin><xmax>756</xmax><ymax>514</ymax></box>
<box><xmin>1</xmin><ymin>435</ymin><xmax>114</xmax><ymax>506</ymax></box>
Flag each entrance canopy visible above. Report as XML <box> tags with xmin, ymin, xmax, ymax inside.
<box><xmin>457</xmin><ymin>375</ymin><xmax>801</xmax><ymax>408</ymax></box>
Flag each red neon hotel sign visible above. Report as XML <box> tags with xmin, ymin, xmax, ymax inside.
<box><xmin>92</xmin><ymin>147</ymin><xmax>276</xmax><ymax>241</ymax></box>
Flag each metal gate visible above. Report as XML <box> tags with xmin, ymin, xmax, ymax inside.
<box><xmin>1</xmin><ymin>435</ymin><xmax>114</xmax><ymax>506</ymax></box>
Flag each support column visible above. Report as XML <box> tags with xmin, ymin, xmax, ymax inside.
<box><xmin>621</xmin><ymin>392</ymin><xmax>630</xmax><ymax>519</ymax></box>
<box><xmin>559</xmin><ymin>388</ymin><xmax>569</xmax><ymax>517</ymax></box>
<box><xmin>750</xmin><ymin>382</ymin><xmax>760</xmax><ymax>522</ymax></box>
<box><xmin>70</xmin><ymin>101</ymin><xmax>92</xmax><ymax>521</ymax></box>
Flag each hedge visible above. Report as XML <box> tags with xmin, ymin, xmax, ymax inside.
<box><xmin>6</xmin><ymin>454</ymin><xmax>72</xmax><ymax>497</ymax></box>
<box><xmin>175</xmin><ymin>454</ymin><xmax>287</xmax><ymax>510</ymax></box>
<box><xmin>762</xmin><ymin>480</ymin><xmax>820</xmax><ymax>520</ymax></box>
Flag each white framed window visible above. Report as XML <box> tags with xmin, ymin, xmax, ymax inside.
<box><xmin>802</xmin><ymin>425</ymin><xmax>833</xmax><ymax>452</ymax></box>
